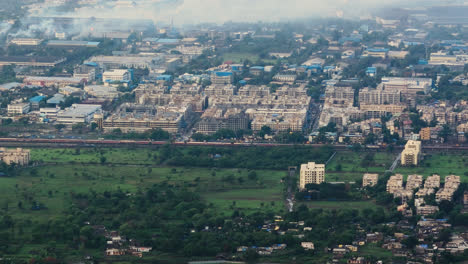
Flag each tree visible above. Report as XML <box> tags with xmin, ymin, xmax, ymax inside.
<box><xmin>402</xmin><ymin>236</ymin><xmax>418</xmax><ymax>249</ymax></box>
<box><xmin>54</xmin><ymin>124</ymin><xmax>66</xmax><ymax>131</ymax></box>
<box><xmin>438</xmin><ymin>124</ymin><xmax>452</xmax><ymax>142</ymax></box>
<box><xmin>258</xmin><ymin>126</ymin><xmax>272</xmax><ymax>138</ymax></box>
<box><xmin>150</xmin><ymin>129</ymin><xmax>171</xmax><ymax>141</ymax></box>
<box><xmin>248</xmin><ymin>171</ymin><xmax>258</xmax><ymax>180</ymax></box>
<box><xmin>364</xmin><ymin>133</ymin><xmax>376</xmax><ymax>145</ymax></box>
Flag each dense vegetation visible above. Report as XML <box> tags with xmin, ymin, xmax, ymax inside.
<box><xmin>160</xmin><ymin>144</ymin><xmax>334</xmax><ymax>170</ymax></box>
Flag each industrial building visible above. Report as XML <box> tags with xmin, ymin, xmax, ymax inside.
<box><xmin>0</xmin><ymin>56</ymin><xmax>66</xmax><ymax>67</ymax></box>
<box><xmin>56</xmin><ymin>104</ymin><xmax>102</xmax><ymax>124</ymax></box>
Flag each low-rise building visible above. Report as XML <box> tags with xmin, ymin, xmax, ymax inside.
<box><xmin>362</xmin><ymin>173</ymin><xmax>379</xmax><ymax>187</ymax></box>
<box><xmin>387</xmin><ymin>174</ymin><xmax>404</xmax><ymax>194</ymax></box>
<box><xmin>436</xmin><ymin>175</ymin><xmax>461</xmax><ymax>202</ymax></box>
<box><xmin>23</xmin><ymin>76</ymin><xmax>86</xmax><ymax>87</ymax></box>
<box><xmin>301</xmin><ymin>242</ymin><xmax>315</xmax><ymax>250</ymax></box>
<box><xmin>102</xmin><ymin>69</ymin><xmax>131</xmax><ymax>83</ymax></box>
<box><xmin>7</xmin><ymin>103</ymin><xmax>30</xmax><ymax>115</ymax></box>
<box><xmin>56</xmin><ymin>104</ymin><xmax>102</xmax><ymax>124</ymax></box>
<box><xmin>406</xmin><ymin>174</ymin><xmax>423</xmax><ymax>190</ymax></box>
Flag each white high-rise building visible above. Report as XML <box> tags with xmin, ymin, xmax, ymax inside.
<box><xmin>299</xmin><ymin>162</ymin><xmax>325</xmax><ymax>190</ymax></box>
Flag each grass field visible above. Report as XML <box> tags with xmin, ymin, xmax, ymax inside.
<box><xmin>303</xmin><ymin>200</ymin><xmax>383</xmax><ymax>210</ymax></box>
<box><xmin>31</xmin><ymin>148</ymin><xmax>157</xmax><ymax>165</ymax></box>
<box><xmin>354</xmin><ymin>244</ymin><xmax>393</xmax><ymax>261</ymax></box>
<box><xmin>0</xmin><ymin>162</ymin><xmax>287</xmax><ymax>223</ymax></box>
<box><xmin>395</xmin><ymin>152</ymin><xmax>468</xmax><ymax>182</ymax></box>
<box><xmin>326</xmin><ymin>152</ymin><xmax>396</xmax><ymax>182</ymax></box>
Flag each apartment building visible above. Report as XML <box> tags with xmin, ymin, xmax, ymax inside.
<box><xmin>420</xmin><ymin>127</ymin><xmax>431</xmax><ymax>141</ymax></box>
<box><xmin>238</xmin><ymin>85</ymin><xmax>270</xmax><ymax>97</ymax></box>
<box><xmin>7</xmin><ymin>103</ymin><xmax>30</xmax><ymax>115</ymax></box>
<box><xmin>247</xmin><ymin>108</ymin><xmax>307</xmax><ymax>132</ymax></box>
<box><xmin>386</xmin><ymin>174</ymin><xmax>404</xmax><ymax>194</ymax></box>
<box><xmin>299</xmin><ymin>162</ymin><xmax>325</xmax><ymax>190</ymax></box>
<box><xmin>401</xmin><ymin>140</ymin><xmax>422</xmax><ymax>166</ymax></box>
<box><xmin>436</xmin><ymin>175</ymin><xmax>461</xmax><ymax>202</ymax></box>
<box><xmin>362</xmin><ymin>173</ymin><xmax>379</xmax><ymax>187</ymax></box>
<box><xmin>324</xmin><ymin>85</ymin><xmax>355</xmax><ymax>101</ymax></box>
<box><xmin>406</xmin><ymin>174</ymin><xmax>423</xmax><ymax>190</ymax></box>
<box><xmin>196</xmin><ymin>108</ymin><xmax>249</xmax><ymax>134</ymax></box>
<box><xmin>204</xmin><ymin>85</ymin><xmax>235</xmax><ymax>97</ymax></box>
<box><xmin>359</xmin><ymin>87</ymin><xmax>401</xmax><ymax>105</ymax></box>
<box><xmin>210</xmin><ymin>72</ymin><xmax>233</xmax><ymax>85</ymax></box>
<box><xmin>102</xmin><ymin>69</ymin><xmax>131</xmax><ymax>83</ymax></box>
<box><xmin>380</xmin><ymin>77</ymin><xmax>432</xmax><ymax>96</ymax></box>
<box><xmin>0</xmin><ymin>148</ymin><xmax>30</xmax><ymax>166</ymax></box>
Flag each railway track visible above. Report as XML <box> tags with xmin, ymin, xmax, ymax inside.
<box><xmin>0</xmin><ymin>137</ymin><xmax>466</xmax><ymax>151</ymax></box>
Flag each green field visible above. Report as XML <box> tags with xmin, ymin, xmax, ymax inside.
<box><xmin>395</xmin><ymin>152</ymin><xmax>468</xmax><ymax>182</ymax></box>
<box><xmin>354</xmin><ymin>244</ymin><xmax>393</xmax><ymax>261</ymax></box>
<box><xmin>326</xmin><ymin>152</ymin><xmax>396</xmax><ymax>182</ymax></box>
<box><xmin>303</xmin><ymin>200</ymin><xmax>383</xmax><ymax>210</ymax></box>
<box><xmin>0</xmin><ymin>164</ymin><xmax>287</xmax><ymax>223</ymax></box>
<box><xmin>31</xmin><ymin>148</ymin><xmax>157</xmax><ymax>165</ymax></box>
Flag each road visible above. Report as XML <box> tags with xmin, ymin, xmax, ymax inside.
<box><xmin>389</xmin><ymin>153</ymin><xmax>402</xmax><ymax>172</ymax></box>
<box><xmin>286</xmin><ymin>168</ymin><xmax>296</xmax><ymax>212</ymax></box>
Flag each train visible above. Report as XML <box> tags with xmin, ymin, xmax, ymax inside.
<box><xmin>0</xmin><ymin>137</ymin><xmax>466</xmax><ymax>151</ymax></box>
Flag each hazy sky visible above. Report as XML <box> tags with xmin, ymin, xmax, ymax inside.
<box><xmin>40</xmin><ymin>0</ymin><xmax>441</xmax><ymax>25</ymax></box>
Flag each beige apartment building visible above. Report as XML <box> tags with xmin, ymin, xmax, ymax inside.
<box><xmin>299</xmin><ymin>162</ymin><xmax>325</xmax><ymax>190</ymax></box>
<box><xmin>0</xmin><ymin>148</ymin><xmax>30</xmax><ymax>166</ymax></box>
<box><xmin>386</xmin><ymin>174</ymin><xmax>404</xmax><ymax>194</ymax></box>
<box><xmin>362</xmin><ymin>173</ymin><xmax>379</xmax><ymax>187</ymax></box>
<box><xmin>7</xmin><ymin>103</ymin><xmax>30</xmax><ymax>115</ymax></box>
<box><xmin>401</xmin><ymin>140</ymin><xmax>422</xmax><ymax>166</ymax></box>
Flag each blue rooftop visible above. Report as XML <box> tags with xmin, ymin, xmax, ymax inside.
<box><xmin>214</xmin><ymin>71</ymin><xmax>233</xmax><ymax>77</ymax></box>
<box><xmin>156</xmin><ymin>75</ymin><xmax>172</xmax><ymax>81</ymax></box>
<box><xmin>250</xmin><ymin>66</ymin><xmax>264</xmax><ymax>70</ymax></box>
<box><xmin>156</xmin><ymin>38</ymin><xmax>180</xmax><ymax>44</ymax></box>
<box><xmin>84</xmin><ymin>62</ymin><xmax>99</xmax><ymax>67</ymax></box>
<box><xmin>368</xmin><ymin>48</ymin><xmax>389</xmax><ymax>52</ymax></box>
<box><xmin>29</xmin><ymin>96</ymin><xmax>45</xmax><ymax>103</ymax></box>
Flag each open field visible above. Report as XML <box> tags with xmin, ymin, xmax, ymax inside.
<box><xmin>0</xmin><ymin>164</ymin><xmax>287</xmax><ymax>223</ymax></box>
<box><xmin>31</xmin><ymin>148</ymin><xmax>157</xmax><ymax>165</ymax></box>
<box><xmin>326</xmin><ymin>152</ymin><xmax>396</xmax><ymax>182</ymax></box>
<box><xmin>395</xmin><ymin>152</ymin><xmax>468</xmax><ymax>182</ymax></box>
<box><xmin>354</xmin><ymin>244</ymin><xmax>393</xmax><ymax>261</ymax></box>
<box><xmin>304</xmin><ymin>200</ymin><xmax>383</xmax><ymax>210</ymax></box>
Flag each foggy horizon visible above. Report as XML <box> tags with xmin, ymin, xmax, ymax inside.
<box><xmin>31</xmin><ymin>0</ymin><xmax>452</xmax><ymax>26</ymax></box>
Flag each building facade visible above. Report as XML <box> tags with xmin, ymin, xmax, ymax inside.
<box><xmin>401</xmin><ymin>140</ymin><xmax>422</xmax><ymax>166</ymax></box>
<box><xmin>299</xmin><ymin>162</ymin><xmax>325</xmax><ymax>190</ymax></box>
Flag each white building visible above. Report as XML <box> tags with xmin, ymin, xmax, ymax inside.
<box><xmin>56</xmin><ymin>104</ymin><xmax>102</xmax><ymax>124</ymax></box>
<box><xmin>84</xmin><ymin>85</ymin><xmax>121</xmax><ymax>99</ymax></box>
<box><xmin>102</xmin><ymin>69</ymin><xmax>131</xmax><ymax>83</ymax></box>
<box><xmin>299</xmin><ymin>162</ymin><xmax>325</xmax><ymax>190</ymax></box>
<box><xmin>8</xmin><ymin>103</ymin><xmax>30</xmax><ymax>115</ymax></box>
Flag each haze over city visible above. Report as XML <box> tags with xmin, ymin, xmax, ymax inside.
<box><xmin>0</xmin><ymin>0</ymin><xmax>467</xmax><ymax>263</ymax></box>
